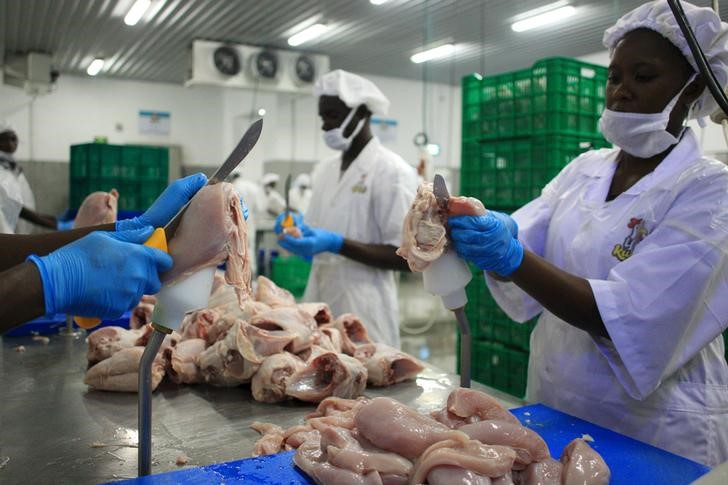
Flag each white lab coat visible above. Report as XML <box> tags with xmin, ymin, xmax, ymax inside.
<box><xmin>0</xmin><ymin>152</ymin><xmax>33</xmax><ymax>234</ymax></box>
<box><xmin>289</xmin><ymin>187</ymin><xmax>313</xmax><ymax>215</ymax></box>
<box><xmin>305</xmin><ymin>137</ymin><xmax>418</xmax><ymax>348</ymax></box>
<box><xmin>232</xmin><ymin>178</ymin><xmax>267</xmax><ymax>274</ymax></box>
<box><xmin>486</xmin><ymin>129</ymin><xmax>728</xmax><ymax>466</ymax></box>
<box><xmin>265</xmin><ymin>189</ymin><xmax>286</xmax><ymax>217</ymax></box>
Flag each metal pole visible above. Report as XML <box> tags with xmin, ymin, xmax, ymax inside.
<box><xmin>138</xmin><ymin>329</ymin><xmax>166</xmax><ymax>476</ymax></box>
<box><xmin>454</xmin><ymin>307</ymin><xmax>471</xmax><ymax>388</ymax></box>
<box><xmin>58</xmin><ymin>314</ymin><xmax>82</xmax><ymax>337</ymax></box>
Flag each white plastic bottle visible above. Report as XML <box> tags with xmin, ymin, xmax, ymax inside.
<box><xmin>422</xmin><ymin>248</ymin><xmax>472</xmax><ymax>310</ymax></box>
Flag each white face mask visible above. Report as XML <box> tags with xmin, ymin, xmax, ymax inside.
<box><xmin>599</xmin><ymin>74</ymin><xmax>696</xmax><ymax>158</ymax></box>
<box><xmin>322</xmin><ymin>106</ymin><xmax>366</xmax><ymax>151</ymax></box>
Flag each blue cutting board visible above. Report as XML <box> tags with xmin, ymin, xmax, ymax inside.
<box><xmin>113</xmin><ymin>403</ymin><xmax>709</xmax><ymax>484</ymax></box>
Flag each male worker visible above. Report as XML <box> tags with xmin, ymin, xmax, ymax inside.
<box><xmin>275</xmin><ymin>70</ymin><xmax>418</xmax><ymax>348</ymax></box>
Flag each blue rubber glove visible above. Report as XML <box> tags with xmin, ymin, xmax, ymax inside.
<box><xmin>449</xmin><ymin>212</ymin><xmax>524</xmax><ymax>276</ymax></box>
<box><xmin>116</xmin><ymin>173</ymin><xmax>208</xmax><ymax>231</ymax></box>
<box><xmin>489</xmin><ymin>210</ymin><xmax>518</xmax><ymax>238</ymax></box>
<box><xmin>57</xmin><ymin>219</ymin><xmax>74</xmax><ymax>231</ymax></box>
<box><xmin>278</xmin><ymin>225</ymin><xmax>344</xmax><ymax>258</ymax></box>
<box><xmin>27</xmin><ymin>227</ymin><xmax>173</xmax><ymax>318</ymax></box>
<box><xmin>240</xmin><ymin>197</ymin><xmax>249</xmax><ymax>221</ymax></box>
<box><xmin>273</xmin><ymin>211</ymin><xmax>304</xmax><ymax>235</ymax></box>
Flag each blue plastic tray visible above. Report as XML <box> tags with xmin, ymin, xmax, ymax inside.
<box><xmin>3</xmin><ymin>312</ymin><xmax>131</xmax><ymax>337</ymax></box>
<box><xmin>111</xmin><ymin>403</ymin><xmax>709</xmax><ymax>485</ymax></box>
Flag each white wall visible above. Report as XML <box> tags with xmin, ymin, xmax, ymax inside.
<box><xmin>0</xmin><ymin>71</ymin><xmax>462</xmax><ymax>183</ymax></box>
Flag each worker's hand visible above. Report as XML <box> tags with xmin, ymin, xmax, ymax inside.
<box><xmin>273</xmin><ymin>211</ymin><xmax>304</xmax><ymax>235</ymax></box>
<box><xmin>27</xmin><ymin>227</ymin><xmax>173</xmax><ymax>318</ymax></box>
<box><xmin>449</xmin><ymin>212</ymin><xmax>524</xmax><ymax>276</ymax></box>
<box><xmin>277</xmin><ymin>226</ymin><xmax>344</xmax><ymax>258</ymax></box>
<box><xmin>488</xmin><ymin>210</ymin><xmax>518</xmax><ymax>238</ymax></box>
<box><xmin>117</xmin><ymin>173</ymin><xmax>208</xmax><ymax>231</ymax></box>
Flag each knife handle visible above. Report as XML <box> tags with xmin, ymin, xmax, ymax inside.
<box><xmin>282</xmin><ymin>213</ymin><xmax>295</xmax><ymax>229</ymax></box>
<box><xmin>74</xmin><ymin>228</ymin><xmax>169</xmax><ymax>330</ymax></box>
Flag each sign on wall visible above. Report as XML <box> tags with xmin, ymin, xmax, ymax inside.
<box><xmin>370</xmin><ymin>117</ymin><xmax>398</xmax><ymax>144</ymax></box>
<box><xmin>139</xmin><ymin>110</ymin><xmax>171</xmax><ymax>136</ymax></box>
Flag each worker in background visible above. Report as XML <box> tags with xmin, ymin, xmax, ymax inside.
<box><xmin>448</xmin><ymin>0</ymin><xmax>728</xmax><ymax>466</ymax></box>
<box><xmin>275</xmin><ymin>70</ymin><xmax>418</xmax><ymax>348</ymax></box>
<box><xmin>0</xmin><ymin>122</ymin><xmax>60</xmax><ymax>233</ymax></box>
<box><xmin>288</xmin><ymin>173</ymin><xmax>313</xmax><ymax>214</ymax></box>
<box><xmin>0</xmin><ymin>174</ymin><xmax>207</xmax><ymax>332</ymax></box>
<box><xmin>230</xmin><ymin>169</ymin><xmax>266</xmax><ymax>274</ymax></box>
<box><xmin>261</xmin><ymin>172</ymin><xmax>285</xmax><ymax>217</ymax></box>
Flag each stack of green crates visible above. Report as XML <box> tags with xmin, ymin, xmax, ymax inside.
<box><xmin>69</xmin><ymin>143</ymin><xmax>169</xmax><ymax>211</ymax></box>
<box><xmin>270</xmin><ymin>256</ymin><xmax>312</xmax><ymax>299</ymax></box>
<box><xmin>458</xmin><ymin>57</ymin><xmax>610</xmax><ymax>397</ymax></box>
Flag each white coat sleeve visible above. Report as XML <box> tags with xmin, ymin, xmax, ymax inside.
<box><xmin>589</xmin><ymin>171</ymin><xmax>728</xmax><ymax>400</ymax></box>
<box><xmin>373</xmin><ymin>164</ymin><xmax>417</xmax><ymax>247</ymax></box>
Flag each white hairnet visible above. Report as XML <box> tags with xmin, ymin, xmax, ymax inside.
<box><xmin>314</xmin><ymin>69</ymin><xmax>390</xmax><ymax>116</ymax></box>
<box><xmin>603</xmin><ymin>0</ymin><xmax>728</xmax><ymax>119</ymax></box>
<box><xmin>294</xmin><ymin>173</ymin><xmax>311</xmax><ymax>188</ymax></box>
<box><xmin>0</xmin><ymin>120</ymin><xmax>14</xmax><ymax>135</ymax></box>
<box><xmin>262</xmin><ymin>173</ymin><xmax>280</xmax><ymax>186</ymax></box>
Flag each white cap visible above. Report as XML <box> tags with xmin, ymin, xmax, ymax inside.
<box><xmin>603</xmin><ymin>0</ymin><xmax>728</xmax><ymax>119</ymax></box>
<box><xmin>0</xmin><ymin>121</ymin><xmax>14</xmax><ymax>135</ymax></box>
<box><xmin>314</xmin><ymin>69</ymin><xmax>390</xmax><ymax>116</ymax></box>
<box><xmin>262</xmin><ymin>173</ymin><xmax>280</xmax><ymax>186</ymax></box>
<box><xmin>294</xmin><ymin>173</ymin><xmax>311</xmax><ymax>188</ymax></box>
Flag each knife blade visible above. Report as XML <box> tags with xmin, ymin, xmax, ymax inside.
<box><xmin>433</xmin><ymin>174</ymin><xmax>450</xmax><ymax>211</ymax></box>
<box><xmin>282</xmin><ymin>174</ymin><xmax>294</xmax><ymax>228</ymax></box>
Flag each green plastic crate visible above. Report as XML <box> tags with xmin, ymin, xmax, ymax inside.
<box><xmin>122</xmin><ymin>146</ymin><xmax>169</xmax><ymax>182</ymax></box>
<box><xmin>472</xmin><ymin>340</ymin><xmax>529</xmax><ymax>398</ymax></box>
<box><xmin>136</xmin><ymin>181</ymin><xmax>166</xmax><ymax>211</ymax></box>
<box><xmin>270</xmin><ymin>256</ymin><xmax>312</xmax><ymax>298</ymax></box>
<box><xmin>462</xmin><ymin>74</ymin><xmax>484</xmax><ymax>141</ymax></box>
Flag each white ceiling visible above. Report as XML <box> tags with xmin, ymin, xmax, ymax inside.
<box><xmin>2</xmin><ymin>0</ymin><xmax>725</xmax><ymax>85</ymax></box>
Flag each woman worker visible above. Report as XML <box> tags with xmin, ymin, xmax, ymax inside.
<box><xmin>449</xmin><ymin>0</ymin><xmax>728</xmax><ymax>466</ymax></box>
<box><xmin>0</xmin><ymin>174</ymin><xmax>207</xmax><ymax>332</ymax></box>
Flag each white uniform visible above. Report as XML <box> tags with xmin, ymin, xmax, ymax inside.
<box><xmin>0</xmin><ymin>152</ymin><xmax>33</xmax><ymax>234</ymax></box>
<box><xmin>289</xmin><ymin>187</ymin><xmax>313</xmax><ymax>215</ymax></box>
<box><xmin>305</xmin><ymin>137</ymin><xmax>418</xmax><ymax>348</ymax></box>
<box><xmin>486</xmin><ymin>129</ymin><xmax>728</xmax><ymax>466</ymax></box>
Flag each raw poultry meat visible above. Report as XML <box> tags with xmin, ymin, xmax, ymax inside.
<box><xmin>317</xmin><ymin>327</ymin><xmax>343</xmax><ymax>353</ymax></box>
<box><xmin>409</xmin><ymin>439</ymin><xmax>517</xmax><ymax>484</ymax></box>
<box><xmin>515</xmin><ymin>458</ymin><xmax>562</xmax><ymax>485</ymax></box>
<box><xmin>84</xmin><ymin>347</ymin><xmax>165</xmax><ymax>392</ymax></box>
<box><xmin>306</xmin><ymin>397</ymin><xmax>370</xmax><ymax>420</ymax></box>
<box><xmin>163</xmin><ymin>183</ymin><xmax>251</xmax><ymax>303</ymax></box>
<box><xmin>249</xmin><ymin>307</ymin><xmax>318</xmax><ymax>354</ymax></box>
<box><xmin>129</xmin><ymin>295</ymin><xmax>157</xmax><ymax>329</ymax></box>
<box><xmin>298</xmin><ymin>302</ymin><xmax>333</xmax><ymax>325</ymax></box>
<box><xmin>354</xmin><ymin>397</ymin><xmax>469</xmax><ymax>460</ymax></box>
<box><xmin>237</xmin><ymin>321</ymin><xmax>297</xmax><ymax>364</ymax></box>
<box><xmin>294</xmin><ymin>440</ymin><xmax>384</xmax><ymax>485</ymax></box>
<box><xmin>73</xmin><ymin>189</ymin><xmax>119</xmax><ymax>228</ymax></box>
<box><xmin>251</xmin><ymin>352</ymin><xmax>305</xmax><ymax>403</ymax></box>
<box><xmin>432</xmin><ymin>388</ymin><xmax>520</xmax><ymax>428</ymax></box>
<box><xmin>255</xmin><ymin>275</ymin><xmax>296</xmax><ymax>307</ymax></box>
<box><xmin>196</xmin><ymin>321</ymin><xmax>259</xmax><ymax>386</ymax></box>
<box><xmin>329</xmin><ymin>313</ymin><xmax>373</xmax><ymax>355</ymax></box>
<box><xmin>286</xmin><ymin>351</ymin><xmax>368</xmax><ymax>402</ymax></box>
<box><xmin>251</xmin><ymin>422</ymin><xmax>286</xmax><ymax>457</ymax></box>
<box><xmin>459</xmin><ymin>420</ymin><xmax>550</xmax><ymax>468</ymax></box>
<box><xmin>560</xmin><ymin>439</ymin><xmax>610</xmax><ymax>485</ymax></box>
<box><xmin>86</xmin><ymin>325</ymin><xmax>152</xmax><ymax>364</ymax></box>
<box><xmin>354</xmin><ymin>343</ymin><xmax>426</xmax><ymax>387</ymax></box>
<box><xmin>164</xmin><ymin>338</ymin><xmax>206</xmax><ymax>384</ymax></box>
<box><xmin>426</xmin><ymin>466</ymin><xmax>493</xmax><ymax>485</ymax></box>
<box><xmin>178</xmin><ymin>308</ymin><xmax>238</xmax><ymax>345</ymax></box>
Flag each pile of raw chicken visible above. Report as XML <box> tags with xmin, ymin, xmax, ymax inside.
<box><xmin>81</xmin><ymin>183</ymin><xmax>425</xmax><ymax>403</ymax></box>
<box><xmin>252</xmin><ymin>388</ymin><xmax>610</xmax><ymax>485</ymax></box>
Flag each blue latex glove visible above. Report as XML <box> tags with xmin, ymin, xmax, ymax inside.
<box><xmin>57</xmin><ymin>219</ymin><xmax>74</xmax><ymax>231</ymax></box>
<box><xmin>449</xmin><ymin>212</ymin><xmax>524</xmax><ymax>276</ymax></box>
<box><xmin>273</xmin><ymin>211</ymin><xmax>304</xmax><ymax>235</ymax></box>
<box><xmin>27</xmin><ymin>227</ymin><xmax>173</xmax><ymax>318</ymax></box>
<box><xmin>278</xmin><ymin>225</ymin><xmax>344</xmax><ymax>259</ymax></box>
<box><xmin>116</xmin><ymin>173</ymin><xmax>208</xmax><ymax>231</ymax></box>
<box><xmin>489</xmin><ymin>210</ymin><xmax>518</xmax><ymax>238</ymax></box>
<box><xmin>240</xmin><ymin>197</ymin><xmax>249</xmax><ymax>221</ymax></box>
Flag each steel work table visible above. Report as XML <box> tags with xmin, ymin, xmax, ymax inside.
<box><xmin>0</xmin><ymin>332</ymin><xmax>522</xmax><ymax>483</ymax></box>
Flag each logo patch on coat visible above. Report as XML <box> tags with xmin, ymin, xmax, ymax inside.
<box><xmin>351</xmin><ymin>173</ymin><xmax>368</xmax><ymax>194</ymax></box>
<box><xmin>612</xmin><ymin>217</ymin><xmax>649</xmax><ymax>262</ymax></box>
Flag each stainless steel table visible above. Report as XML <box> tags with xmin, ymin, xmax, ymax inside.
<box><xmin>0</xmin><ymin>333</ymin><xmax>523</xmax><ymax>484</ymax></box>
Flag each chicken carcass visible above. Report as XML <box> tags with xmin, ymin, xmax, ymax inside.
<box><xmin>249</xmin><ymin>307</ymin><xmax>318</xmax><ymax>354</ymax></box>
<box><xmin>208</xmin><ymin>272</ymin><xmax>238</xmax><ymax>308</ymax></box>
<box><xmin>163</xmin><ymin>183</ymin><xmax>251</xmax><ymax>303</ymax></box>
<box><xmin>178</xmin><ymin>308</ymin><xmax>237</xmax><ymax>346</ymax></box>
<box><xmin>329</xmin><ymin>314</ymin><xmax>373</xmax><ymax>355</ymax></box>
<box><xmin>164</xmin><ymin>338</ymin><xmax>206</xmax><ymax>384</ymax></box>
<box><xmin>196</xmin><ymin>321</ymin><xmax>259</xmax><ymax>386</ymax></box>
<box><xmin>73</xmin><ymin>189</ymin><xmax>119</xmax><ymax>228</ymax></box>
<box><xmin>86</xmin><ymin>325</ymin><xmax>152</xmax><ymax>364</ymax></box>
<box><xmin>84</xmin><ymin>346</ymin><xmax>165</xmax><ymax>392</ymax></box>
<box><xmin>560</xmin><ymin>439</ymin><xmax>610</xmax><ymax>485</ymax></box>
<box><xmin>409</xmin><ymin>439</ymin><xmax>517</xmax><ymax>484</ymax></box>
<box><xmin>251</xmin><ymin>422</ymin><xmax>286</xmax><ymax>457</ymax></box>
<box><xmin>286</xmin><ymin>351</ymin><xmax>368</xmax><ymax>402</ymax></box>
<box><xmin>129</xmin><ymin>295</ymin><xmax>156</xmax><ymax>329</ymax></box>
<box><xmin>459</xmin><ymin>420</ymin><xmax>550</xmax><ymax>468</ymax></box>
<box><xmin>251</xmin><ymin>352</ymin><xmax>306</xmax><ymax>403</ymax></box>
<box><xmin>317</xmin><ymin>327</ymin><xmax>343</xmax><ymax>353</ymax></box>
<box><xmin>432</xmin><ymin>388</ymin><xmax>519</xmax><ymax>428</ymax></box>
<box><xmin>255</xmin><ymin>275</ymin><xmax>296</xmax><ymax>307</ymax></box>
<box><xmin>354</xmin><ymin>343</ymin><xmax>425</xmax><ymax>387</ymax></box>
<box><xmin>298</xmin><ymin>303</ymin><xmax>333</xmax><ymax>325</ymax></box>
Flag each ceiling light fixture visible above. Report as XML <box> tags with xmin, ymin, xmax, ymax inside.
<box><xmin>86</xmin><ymin>58</ymin><xmax>105</xmax><ymax>76</ymax></box>
<box><xmin>410</xmin><ymin>44</ymin><xmax>455</xmax><ymax>64</ymax></box>
<box><xmin>511</xmin><ymin>2</ymin><xmax>576</xmax><ymax>33</ymax></box>
<box><xmin>370</xmin><ymin>0</ymin><xmax>391</xmax><ymax>5</ymax></box>
<box><xmin>288</xmin><ymin>23</ymin><xmax>329</xmax><ymax>47</ymax></box>
<box><xmin>124</xmin><ymin>0</ymin><xmax>152</xmax><ymax>26</ymax></box>
<box><xmin>258</xmin><ymin>108</ymin><xmax>266</xmax><ymax>116</ymax></box>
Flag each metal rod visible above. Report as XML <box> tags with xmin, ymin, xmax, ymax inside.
<box><xmin>138</xmin><ymin>329</ymin><xmax>166</xmax><ymax>476</ymax></box>
<box><xmin>454</xmin><ymin>307</ymin><xmax>471</xmax><ymax>388</ymax></box>
<box><xmin>59</xmin><ymin>314</ymin><xmax>82</xmax><ymax>338</ymax></box>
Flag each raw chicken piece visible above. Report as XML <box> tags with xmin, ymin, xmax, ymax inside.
<box><xmin>208</xmin><ymin>272</ymin><xmax>238</xmax><ymax>308</ymax></box>
<box><xmin>164</xmin><ymin>338</ymin><xmax>206</xmax><ymax>384</ymax></box>
<box><xmin>560</xmin><ymin>439</ymin><xmax>610</xmax><ymax>485</ymax></box>
<box><xmin>294</xmin><ymin>440</ymin><xmax>384</xmax><ymax>485</ymax></box>
<box><xmin>427</xmin><ymin>466</ymin><xmax>493</xmax><ymax>485</ymax></box>
<box><xmin>249</xmin><ymin>307</ymin><xmax>318</xmax><ymax>353</ymax></box>
<box><xmin>255</xmin><ymin>275</ymin><xmax>296</xmax><ymax>307</ymax></box>
<box><xmin>86</xmin><ymin>325</ymin><xmax>152</xmax><ymax>364</ymax></box>
<box><xmin>196</xmin><ymin>322</ymin><xmax>259</xmax><ymax>386</ymax></box>
<box><xmin>409</xmin><ymin>439</ymin><xmax>517</xmax><ymax>484</ymax></box>
<box><xmin>237</xmin><ymin>321</ymin><xmax>296</xmax><ymax>364</ymax></box>
<box><xmin>516</xmin><ymin>458</ymin><xmax>562</xmax><ymax>485</ymax></box>
<box><xmin>306</xmin><ymin>397</ymin><xmax>369</xmax><ymax>420</ymax></box>
<box><xmin>330</xmin><ymin>314</ymin><xmax>373</xmax><ymax>355</ymax></box>
<box><xmin>73</xmin><ymin>189</ymin><xmax>119</xmax><ymax>228</ymax></box>
<box><xmin>284</xmin><ymin>424</ymin><xmax>321</xmax><ymax>450</ymax></box>
<box><xmin>459</xmin><ymin>420</ymin><xmax>550</xmax><ymax>468</ymax></box>
<box><xmin>163</xmin><ymin>183</ymin><xmax>251</xmax><ymax>303</ymax></box>
<box><xmin>354</xmin><ymin>397</ymin><xmax>469</xmax><ymax>460</ymax></box>
<box><xmin>129</xmin><ymin>295</ymin><xmax>156</xmax><ymax>329</ymax></box>
<box><xmin>286</xmin><ymin>351</ymin><xmax>368</xmax><ymax>402</ymax></box>
<box><xmin>298</xmin><ymin>302</ymin><xmax>333</xmax><ymax>325</ymax></box>
<box><xmin>318</xmin><ymin>327</ymin><xmax>343</xmax><ymax>353</ymax></box>
<box><xmin>432</xmin><ymin>388</ymin><xmax>519</xmax><ymax>427</ymax></box>
<box><xmin>396</xmin><ymin>182</ymin><xmax>447</xmax><ymax>272</ymax></box>
<box><xmin>178</xmin><ymin>308</ymin><xmax>236</xmax><ymax>345</ymax></box>
<box><xmin>251</xmin><ymin>422</ymin><xmax>285</xmax><ymax>457</ymax></box>
<box><xmin>84</xmin><ymin>347</ymin><xmax>165</xmax><ymax>392</ymax></box>
<box><xmin>355</xmin><ymin>343</ymin><xmax>425</xmax><ymax>387</ymax></box>
<box><xmin>251</xmin><ymin>352</ymin><xmax>306</xmax><ymax>403</ymax></box>
<box><xmin>447</xmin><ymin>195</ymin><xmax>487</xmax><ymax>216</ymax></box>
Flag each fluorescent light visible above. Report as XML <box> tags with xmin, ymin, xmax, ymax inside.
<box><xmin>370</xmin><ymin>0</ymin><xmax>390</xmax><ymax>5</ymax></box>
<box><xmin>512</xmin><ymin>5</ymin><xmax>576</xmax><ymax>32</ymax></box>
<box><xmin>124</xmin><ymin>0</ymin><xmax>151</xmax><ymax>26</ymax></box>
<box><xmin>410</xmin><ymin>44</ymin><xmax>455</xmax><ymax>64</ymax></box>
<box><xmin>426</xmin><ymin>143</ymin><xmax>440</xmax><ymax>156</ymax></box>
<box><xmin>288</xmin><ymin>23</ymin><xmax>328</xmax><ymax>47</ymax></box>
<box><xmin>257</xmin><ymin>108</ymin><xmax>266</xmax><ymax>116</ymax></box>
<box><xmin>86</xmin><ymin>58</ymin><xmax>105</xmax><ymax>76</ymax></box>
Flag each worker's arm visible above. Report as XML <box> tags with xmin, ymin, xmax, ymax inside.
<box><xmin>19</xmin><ymin>206</ymin><xmax>58</xmax><ymax>230</ymax></box>
<box><xmin>0</xmin><ymin>223</ymin><xmax>115</xmax><ymax>271</ymax></box>
<box><xmin>340</xmin><ymin>240</ymin><xmax>410</xmax><ymax>271</ymax></box>
<box><xmin>0</xmin><ymin>262</ymin><xmax>46</xmax><ymax>332</ymax></box>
